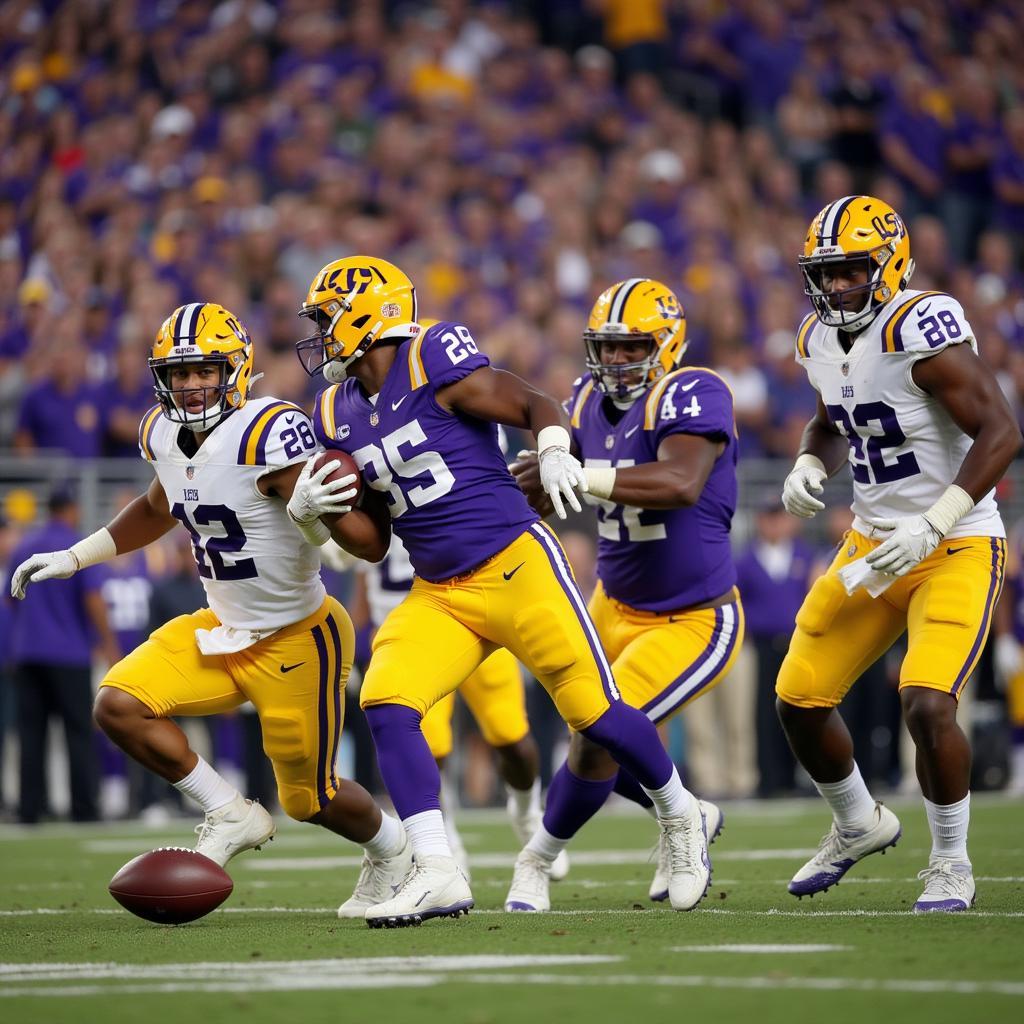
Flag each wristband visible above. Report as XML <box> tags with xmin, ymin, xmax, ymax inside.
<box><xmin>584</xmin><ymin>466</ymin><xmax>616</xmax><ymax>500</ymax></box>
<box><xmin>794</xmin><ymin>453</ymin><xmax>826</xmax><ymax>474</ymax></box>
<box><xmin>537</xmin><ymin>425</ymin><xmax>572</xmax><ymax>455</ymax></box>
<box><xmin>69</xmin><ymin>527</ymin><xmax>117</xmax><ymax>569</ymax></box>
<box><xmin>289</xmin><ymin>513</ymin><xmax>331</xmax><ymax>547</ymax></box>
<box><xmin>922</xmin><ymin>484</ymin><xmax>975</xmax><ymax>537</ymax></box>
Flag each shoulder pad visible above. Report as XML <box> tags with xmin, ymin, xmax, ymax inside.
<box><xmin>312</xmin><ymin>384</ymin><xmax>344</xmax><ymax>446</ymax></box>
<box><xmin>795</xmin><ymin>313</ymin><xmax>817</xmax><ymax>359</ymax></box>
<box><xmin>237</xmin><ymin>400</ymin><xmax>312</xmax><ymax>467</ymax></box>
<box><xmin>643</xmin><ymin>367</ymin><xmax>733</xmax><ymax>431</ymax></box>
<box><xmin>407</xmin><ymin>320</ymin><xmax>488</xmax><ymax>390</ymax></box>
<box><xmin>569</xmin><ymin>377</ymin><xmax>595</xmax><ymax>428</ymax></box>
<box><xmin>880</xmin><ymin>291</ymin><xmax>970</xmax><ymax>354</ymax></box>
<box><xmin>138</xmin><ymin>405</ymin><xmax>162</xmax><ymax>462</ymax></box>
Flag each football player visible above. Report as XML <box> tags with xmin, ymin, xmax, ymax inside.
<box><xmin>346</xmin><ymin>532</ymin><xmax>570</xmax><ymax>882</ymax></box>
<box><xmin>778</xmin><ymin>196</ymin><xmax>1021</xmax><ymax>911</ymax></box>
<box><xmin>297</xmin><ymin>255</ymin><xmax>710</xmax><ymax>926</ymax></box>
<box><xmin>10</xmin><ymin>303</ymin><xmax>413</xmax><ymax>917</ymax></box>
<box><xmin>504</xmin><ymin>278</ymin><xmax>742</xmax><ymax>911</ymax></box>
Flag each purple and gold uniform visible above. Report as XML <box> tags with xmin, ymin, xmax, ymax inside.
<box><xmin>313</xmin><ymin>320</ymin><xmax>618</xmax><ymax>731</ymax></box>
<box><xmin>569</xmin><ymin>366</ymin><xmax>744</xmax><ymax>721</ymax></box>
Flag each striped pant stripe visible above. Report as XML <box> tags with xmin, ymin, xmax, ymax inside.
<box><xmin>324</xmin><ymin>613</ymin><xmax>344</xmax><ymax>794</ymax></box>
<box><xmin>951</xmin><ymin>538</ymin><xmax>1006</xmax><ymax>696</ymax></box>
<box><xmin>528</xmin><ymin>523</ymin><xmax>620</xmax><ymax>702</ymax></box>
<box><xmin>311</xmin><ymin>624</ymin><xmax>331</xmax><ymax>810</ymax></box>
<box><xmin>643</xmin><ymin>602</ymin><xmax>740</xmax><ymax>723</ymax></box>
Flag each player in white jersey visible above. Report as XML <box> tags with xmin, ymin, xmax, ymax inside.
<box><xmin>348</xmin><ymin>532</ymin><xmax>569</xmax><ymax>881</ymax></box>
<box><xmin>10</xmin><ymin>303</ymin><xmax>412</xmax><ymax>916</ymax></box>
<box><xmin>777</xmin><ymin>197</ymin><xmax>1021</xmax><ymax>911</ymax></box>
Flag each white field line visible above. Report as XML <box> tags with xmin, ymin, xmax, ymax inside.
<box><xmin>670</xmin><ymin>944</ymin><xmax>852</xmax><ymax>953</ymax></box>
<box><xmin>3</xmin><ymin>906</ymin><xmax>1024</xmax><ymax>919</ymax></box>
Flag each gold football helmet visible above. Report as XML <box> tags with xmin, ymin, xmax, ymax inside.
<box><xmin>296</xmin><ymin>255</ymin><xmax>418</xmax><ymax>382</ymax></box>
<box><xmin>150</xmin><ymin>302</ymin><xmax>255</xmax><ymax>431</ymax></box>
<box><xmin>799</xmin><ymin>195</ymin><xmax>914</xmax><ymax>332</ymax></box>
<box><xmin>584</xmin><ymin>278</ymin><xmax>687</xmax><ymax>404</ymax></box>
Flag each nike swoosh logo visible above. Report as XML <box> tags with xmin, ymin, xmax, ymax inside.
<box><xmin>280</xmin><ymin>662</ymin><xmax>305</xmax><ymax>673</ymax></box>
<box><xmin>681</xmin><ymin>379</ymin><xmax>699</xmax><ymax>391</ymax></box>
<box><xmin>285</xmin><ymin>414</ymin><xmax>296</xmax><ymax>424</ymax></box>
<box><xmin>946</xmin><ymin>546</ymin><xmax>969</xmax><ymax>555</ymax></box>
<box><xmin>392</xmin><ymin>396</ymin><xmax>408</xmax><ymax>411</ymax></box>
<box><xmin>917</xmin><ymin>303</ymin><xmax>932</xmax><ymax>315</ymax></box>
<box><xmin>625</xmin><ymin>426</ymin><xmax>640</xmax><ymax>438</ymax></box>
<box><xmin>503</xmin><ymin>562</ymin><xmax>526</xmax><ymax>581</ymax></box>
<box><xmin>414</xmin><ymin>890</ymin><xmax>431</xmax><ymax>907</ymax></box>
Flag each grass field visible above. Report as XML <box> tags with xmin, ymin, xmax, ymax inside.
<box><xmin>1</xmin><ymin>794</ymin><xmax>1022</xmax><ymax>1023</ymax></box>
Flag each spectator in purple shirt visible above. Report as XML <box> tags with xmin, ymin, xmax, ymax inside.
<box><xmin>4</xmin><ymin>488</ymin><xmax>120</xmax><ymax>822</ymax></box>
<box><xmin>993</xmin><ymin>107</ymin><xmax>1024</xmax><ymax>244</ymax></box>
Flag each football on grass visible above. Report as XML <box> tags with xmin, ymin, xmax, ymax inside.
<box><xmin>310</xmin><ymin>450</ymin><xmax>363</xmax><ymax>504</ymax></box>
<box><xmin>109</xmin><ymin>848</ymin><xmax>233</xmax><ymax>924</ymax></box>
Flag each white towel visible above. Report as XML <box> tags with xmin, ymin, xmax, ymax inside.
<box><xmin>838</xmin><ymin>555</ymin><xmax>895</xmax><ymax>598</ymax></box>
<box><xmin>195</xmin><ymin>623</ymin><xmax>279</xmax><ymax>656</ymax></box>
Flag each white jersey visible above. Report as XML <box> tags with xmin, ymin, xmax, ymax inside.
<box><xmin>795</xmin><ymin>288</ymin><xmax>1004</xmax><ymax>540</ymax></box>
<box><xmin>138</xmin><ymin>395</ymin><xmax>326</xmax><ymax>632</ymax></box>
<box><xmin>358</xmin><ymin>534</ymin><xmax>415</xmax><ymax>626</ymax></box>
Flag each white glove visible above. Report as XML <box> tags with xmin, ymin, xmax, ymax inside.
<box><xmin>782</xmin><ymin>455</ymin><xmax>827</xmax><ymax>518</ymax></box>
<box><xmin>864</xmin><ymin>515</ymin><xmax>941</xmax><ymax>576</ymax></box>
<box><xmin>994</xmin><ymin>634</ymin><xmax>1022</xmax><ymax>690</ymax></box>
<box><xmin>286</xmin><ymin>456</ymin><xmax>359</xmax><ymax>525</ymax></box>
<box><xmin>539</xmin><ymin>445</ymin><xmax>587</xmax><ymax>520</ymax></box>
<box><xmin>11</xmin><ymin>549</ymin><xmax>79</xmax><ymax>600</ymax></box>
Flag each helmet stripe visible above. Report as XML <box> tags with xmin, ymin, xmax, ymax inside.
<box><xmin>609</xmin><ymin>278</ymin><xmax>644</xmax><ymax>324</ymax></box>
<box><xmin>818</xmin><ymin>195</ymin><xmax>857</xmax><ymax>246</ymax></box>
<box><xmin>174</xmin><ymin>302</ymin><xmax>203</xmax><ymax>346</ymax></box>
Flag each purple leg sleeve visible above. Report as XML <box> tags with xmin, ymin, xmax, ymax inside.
<box><xmin>613</xmin><ymin>769</ymin><xmax>655</xmax><ymax>809</ymax></box>
<box><xmin>363</xmin><ymin>703</ymin><xmax>441</xmax><ymax>819</ymax></box>
<box><xmin>582</xmin><ymin>701</ymin><xmax>674</xmax><ymax>790</ymax></box>
<box><xmin>542</xmin><ymin>762</ymin><xmax>617</xmax><ymax>841</ymax></box>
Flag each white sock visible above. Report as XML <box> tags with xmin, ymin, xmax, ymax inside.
<box><xmin>644</xmin><ymin>767</ymin><xmax>695</xmax><ymax>820</ymax></box>
<box><xmin>525</xmin><ymin>824</ymin><xmax>568</xmax><ymax>864</ymax></box>
<box><xmin>173</xmin><ymin>756</ymin><xmax>239</xmax><ymax>813</ymax></box>
<box><xmin>404</xmin><ymin>808</ymin><xmax>453</xmax><ymax>858</ymax></box>
<box><xmin>506</xmin><ymin>778</ymin><xmax>541</xmax><ymax>818</ymax></box>
<box><xmin>813</xmin><ymin>763</ymin><xmax>877</xmax><ymax>834</ymax></box>
<box><xmin>363</xmin><ymin>812</ymin><xmax>405</xmax><ymax>860</ymax></box>
<box><xmin>923</xmin><ymin>793</ymin><xmax>971</xmax><ymax>865</ymax></box>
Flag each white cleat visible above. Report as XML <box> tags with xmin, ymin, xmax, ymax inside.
<box><xmin>650</xmin><ymin>799</ymin><xmax>722</xmax><ymax>902</ymax></box>
<box><xmin>660</xmin><ymin>803</ymin><xmax>711</xmax><ymax>911</ymax></box>
<box><xmin>364</xmin><ymin>854</ymin><xmax>473</xmax><ymax>928</ymax></box>
<box><xmin>788</xmin><ymin>802</ymin><xmax>901</xmax><ymax>898</ymax></box>
<box><xmin>914</xmin><ymin>860</ymin><xmax>975</xmax><ymax>913</ymax></box>
<box><xmin>446</xmin><ymin>818</ymin><xmax>472</xmax><ymax>883</ymax></box>
<box><xmin>193</xmin><ymin>795</ymin><xmax>275</xmax><ymax>867</ymax></box>
<box><xmin>509</xmin><ymin>802</ymin><xmax>570</xmax><ymax>882</ymax></box>
<box><xmin>337</xmin><ymin>833</ymin><xmax>414</xmax><ymax>919</ymax></box>
<box><xmin>504</xmin><ymin>850</ymin><xmax>552</xmax><ymax>912</ymax></box>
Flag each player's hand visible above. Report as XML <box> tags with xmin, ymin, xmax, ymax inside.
<box><xmin>782</xmin><ymin>462</ymin><xmax>827</xmax><ymax>518</ymax></box>
<box><xmin>538</xmin><ymin>444</ymin><xmax>587</xmax><ymax>520</ymax></box>
<box><xmin>10</xmin><ymin>549</ymin><xmax>79</xmax><ymax>600</ymax></box>
<box><xmin>510</xmin><ymin>450</ymin><xmax>555</xmax><ymax>518</ymax></box>
<box><xmin>993</xmin><ymin>634</ymin><xmax>1022</xmax><ymax>691</ymax></box>
<box><xmin>286</xmin><ymin>456</ymin><xmax>359</xmax><ymax>524</ymax></box>
<box><xmin>865</xmin><ymin>515</ymin><xmax>941</xmax><ymax>576</ymax></box>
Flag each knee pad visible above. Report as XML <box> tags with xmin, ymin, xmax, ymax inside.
<box><xmin>259</xmin><ymin>710</ymin><xmax>311</xmax><ymax>765</ymax></box>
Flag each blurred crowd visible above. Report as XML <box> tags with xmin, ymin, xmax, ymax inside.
<box><xmin>1</xmin><ymin>0</ymin><xmax>1024</xmax><ymax>465</ymax></box>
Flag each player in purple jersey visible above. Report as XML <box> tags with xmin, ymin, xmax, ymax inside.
<box><xmin>506</xmin><ymin>278</ymin><xmax>743</xmax><ymax>911</ymax></box>
<box><xmin>295</xmin><ymin>255</ymin><xmax>712</xmax><ymax>926</ymax></box>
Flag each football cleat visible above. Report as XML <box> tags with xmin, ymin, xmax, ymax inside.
<box><xmin>914</xmin><ymin>860</ymin><xmax>975</xmax><ymax>913</ymax></box>
<box><xmin>446</xmin><ymin>815</ymin><xmax>472</xmax><ymax>883</ymax></box>
<box><xmin>337</xmin><ymin>833</ymin><xmax>414</xmax><ymax>919</ymax></box>
<box><xmin>504</xmin><ymin>850</ymin><xmax>552</xmax><ymax>912</ymax></box>
<box><xmin>193</xmin><ymin>795</ymin><xmax>275</xmax><ymax>867</ymax></box>
<box><xmin>660</xmin><ymin>803</ymin><xmax>712</xmax><ymax>912</ymax></box>
<box><xmin>650</xmin><ymin>799</ymin><xmax>723</xmax><ymax>902</ymax></box>
<box><xmin>364</xmin><ymin>854</ymin><xmax>472</xmax><ymax>928</ymax></box>
<box><xmin>788</xmin><ymin>802</ymin><xmax>901</xmax><ymax>898</ymax></box>
<box><xmin>508</xmin><ymin>800</ymin><xmax>569</xmax><ymax>882</ymax></box>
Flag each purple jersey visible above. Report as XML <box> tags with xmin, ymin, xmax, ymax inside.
<box><xmin>312</xmin><ymin>321</ymin><xmax>538</xmax><ymax>582</ymax></box>
<box><xmin>569</xmin><ymin>368</ymin><xmax>738</xmax><ymax>612</ymax></box>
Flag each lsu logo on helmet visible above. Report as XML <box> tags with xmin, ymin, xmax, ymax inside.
<box><xmin>296</xmin><ymin>256</ymin><xmax>418</xmax><ymax>383</ymax></box>
<box><xmin>799</xmin><ymin>195</ymin><xmax>915</xmax><ymax>332</ymax></box>
<box><xmin>584</xmin><ymin>278</ymin><xmax>687</xmax><ymax>404</ymax></box>
<box><xmin>150</xmin><ymin>302</ymin><xmax>255</xmax><ymax>432</ymax></box>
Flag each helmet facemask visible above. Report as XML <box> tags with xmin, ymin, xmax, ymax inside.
<box><xmin>151</xmin><ymin>355</ymin><xmax>235</xmax><ymax>432</ymax></box>
<box><xmin>585</xmin><ymin>328</ymin><xmax>660</xmax><ymax>407</ymax></box>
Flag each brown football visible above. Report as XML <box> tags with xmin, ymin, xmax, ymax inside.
<box><xmin>108</xmin><ymin>847</ymin><xmax>233</xmax><ymax>925</ymax></box>
<box><xmin>310</xmin><ymin>449</ymin><xmax>363</xmax><ymax>504</ymax></box>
